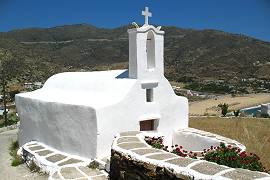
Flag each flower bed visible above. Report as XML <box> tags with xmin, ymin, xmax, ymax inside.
<box><xmin>111</xmin><ymin>131</ymin><xmax>270</xmax><ymax>179</ymax></box>
<box><xmin>145</xmin><ymin>136</ymin><xmax>267</xmax><ymax>173</ymax></box>
<box><xmin>203</xmin><ymin>143</ymin><xmax>266</xmax><ymax>172</ymax></box>
<box><xmin>145</xmin><ymin>136</ymin><xmax>199</xmax><ymax>159</ymax></box>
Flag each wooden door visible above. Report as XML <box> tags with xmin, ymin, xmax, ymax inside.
<box><xmin>140</xmin><ymin>120</ymin><xmax>154</xmax><ymax>131</ymax></box>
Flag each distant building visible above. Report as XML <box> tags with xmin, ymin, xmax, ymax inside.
<box><xmin>24</xmin><ymin>83</ymin><xmax>33</xmax><ymax>89</ymax></box>
<box><xmin>261</xmin><ymin>103</ymin><xmax>270</xmax><ymax>115</ymax></box>
<box><xmin>24</xmin><ymin>82</ymin><xmax>43</xmax><ymax>90</ymax></box>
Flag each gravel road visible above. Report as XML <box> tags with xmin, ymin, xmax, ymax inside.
<box><xmin>0</xmin><ymin>129</ymin><xmax>48</xmax><ymax>180</ymax></box>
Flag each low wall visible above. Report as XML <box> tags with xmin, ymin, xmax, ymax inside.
<box><xmin>110</xmin><ymin>131</ymin><xmax>270</xmax><ymax>180</ymax></box>
<box><xmin>0</xmin><ymin>122</ymin><xmax>20</xmax><ymax>133</ymax></box>
<box><xmin>173</xmin><ymin>128</ymin><xmax>246</xmax><ymax>152</ymax></box>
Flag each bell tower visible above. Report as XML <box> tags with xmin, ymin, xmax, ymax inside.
<box><xmin>128</xmin><ymin>7</ymin><xmax>165</xmax><ymax>80</ymax></box>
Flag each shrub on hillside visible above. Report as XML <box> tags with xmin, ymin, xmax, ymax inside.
<box><xmin>218</xmin><ymin>103</ymin><xmax>229</xmax><ymax>117</ymax></box>
<box><xmin>233</xmin><ymin>110</ymin><xmax>240</xmax><ymax>117</ymax></box>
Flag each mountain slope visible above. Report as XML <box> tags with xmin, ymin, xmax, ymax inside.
<box><xmin>1</xmin><ymin>24</ymin><xmax>270</xmax><ymax>93</ymax></box>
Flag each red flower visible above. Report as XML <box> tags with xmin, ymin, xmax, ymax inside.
<box><xmin>240</xmin><ymin>152</ymin><xmax>246</xmax><ymax>158</ymax></box>
<box><xmin>179</xmin><ymin>146</ymin><xmax>183</xmax><ymax>149</ymax></box>
<box><xmin>228</xmin><ymin>145</ymin><xmax>232</xmax><ymax>148</ymax></box>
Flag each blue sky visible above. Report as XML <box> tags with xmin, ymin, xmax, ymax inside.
<box><xmin>1</xmin><ymin>0</ymin><xmax>270</xmax><ymax>42</ymax></box>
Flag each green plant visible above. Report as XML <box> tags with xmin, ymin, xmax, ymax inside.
<box><xmin>11</xmin><ymin>156</ymin><xmax>24</xmax><ymax>166</ymax></box>
<box><xmin>9</xmin><ymin>140</ymin><xmax>19</xmax><ymax>153</ymax></box>
<box><xmin>0</xmin><ymin>112</ymin><xmax>19</xmax><ymax>128</ymax></box>
<box><xmin>144</xmin><ymin>136</ymin><xmax>168</xmax><ymax>151</ymax></box>
<box><xmin>145</xmin><ymin>134</ymin><xmax>268</xmax><ymax>172</ymax></box>
<box><xmin>9</xmin><ymin>140</ymin><xmax>24</xmax><ymax>166</ymax></box>
<box><xmin>233</xmin><ymin>110</ymin><xmax>240</xmax><ymax>117</ymax></box>
<box><xmin>218</xmin><ymin>103</ymin><xmax>229</xmax><ymax>117</ymax></box>
<box><xmin>203</xmin><ymin>143</ymin><xmax>266</xmax><ymax>172</ymax></box>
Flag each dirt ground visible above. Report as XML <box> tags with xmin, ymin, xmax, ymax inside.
<box><xmin>0</xmin><ymin>129</ymin><xmax>48</xmax><ymax>180</ymax></box>
<box><xmin>189</xmin><ymin>93</ymin><xmax>270</xmax><ymax>116</ymax></box>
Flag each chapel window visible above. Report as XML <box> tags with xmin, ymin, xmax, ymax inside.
<box><xmin>146</xmin><ymin>88</ymin><xmax>153</xmax><ymax>102</ymax></box>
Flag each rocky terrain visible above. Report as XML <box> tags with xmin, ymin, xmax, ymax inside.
<box><xmin>1</xmin><ymin>24</ymin><xmax>270</xmax><ymax>93</ymax></box>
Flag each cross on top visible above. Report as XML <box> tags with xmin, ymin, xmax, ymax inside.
<box><xmin>142</xmin><ymin>7</ymin><xmax>152</xmax><ymax>25</ymax></box>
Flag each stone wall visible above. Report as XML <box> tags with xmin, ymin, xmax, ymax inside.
<box><xmin>110</xmin><ymin>131</ymin><xmax>270</xmax><ymax>180</ymax></box>
<box><xmin>110</xmin><ymin>150</ymin><xmax>186</xmax><ymax>180</ymax></box>
<box><xmin>173</xmin><ymin>127</ymin><xmax>246</xmax><ymax>153</ymax></box>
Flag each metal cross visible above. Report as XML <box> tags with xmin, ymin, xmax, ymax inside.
<box><xmin>142</xmin><ymin>7</ymin><xmax>152</xmax><ymax>25</ymax></box>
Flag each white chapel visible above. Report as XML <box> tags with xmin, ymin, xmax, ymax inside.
<box><xmin>15</xmin><ymin>7</ymin><xmax>189</xmax><ymax>159</ymax></box>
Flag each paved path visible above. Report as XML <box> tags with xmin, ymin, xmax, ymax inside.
<box><xmin>23</xmin><ymin>141</ymin><xmax>108</xmax><ymax>179</ymax></box>
<box><xmin>0</xmin><ymin>128</ymin><xmax>107</xmax><ymax>180</ymax></box>
<box><xmin>0</xmin><ymin>129</ymin><xmax>48</xmax><ymax>180</ymax></box>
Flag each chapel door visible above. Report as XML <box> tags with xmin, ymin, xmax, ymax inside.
<box><xmin>140</xmin><ymin>119</ymin><xmax>155</xmax><ymax>131</ymax></box>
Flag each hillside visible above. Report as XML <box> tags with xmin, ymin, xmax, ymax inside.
<box><xmin>1</xmin><ymin>24</ymin><xmax>270</xmax><ymax>93</ymax></box>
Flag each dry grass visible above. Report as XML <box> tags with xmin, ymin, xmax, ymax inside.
<box><xmin>189</xmin><ymin>93</ymin><xmax>270</xmax><ymax>115</ymax></box>
<box><xmin>189</xmin><ymin>117</ymin><xmax>270</xmax><ymax>170</ymax></box>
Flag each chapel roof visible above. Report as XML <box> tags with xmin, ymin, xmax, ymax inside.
<box><xmin>17</xmin><ymin>70</ymin><xmax>136</xmax><ymax>109</ymax></box>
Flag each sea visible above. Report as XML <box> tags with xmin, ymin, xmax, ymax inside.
<box><xmin>240</xmin><ymin>105</ymin><xmax>261</xmax><ymax>116</ymax></box>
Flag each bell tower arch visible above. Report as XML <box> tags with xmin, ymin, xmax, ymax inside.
<box><xmin>128</xmin><ymin>7</ymin><xmax>164</xmax><ymax>80</ymax></box>
<box><xmin>146</xmin><ymin>31</ymin><xmax>155</xmax><ymax>70</ymax></box>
